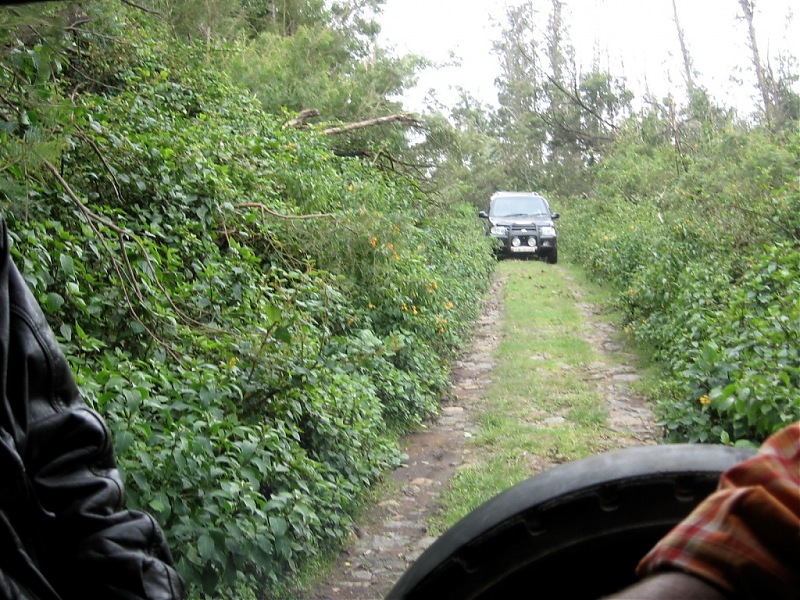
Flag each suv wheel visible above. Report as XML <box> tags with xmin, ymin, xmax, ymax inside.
<box><xmin>546</xmin><ymin>248</ymin><xmax>558</xmax><ymax>264</ymax></box>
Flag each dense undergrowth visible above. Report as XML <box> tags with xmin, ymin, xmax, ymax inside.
<box><xmin>0</xmin><ymin>9</ymin><xmax>494</xmax><ymax>598</ymax></box>
<box><xmin>560</xmin><ymin>121</ymin><xmax>800</xmax><ymax>446</ymax></box>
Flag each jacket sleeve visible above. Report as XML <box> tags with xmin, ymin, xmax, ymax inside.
<box><xmin>0</xmin><ymin>217</ymin><xmax>185</xmax><ymax>600</ymax></box>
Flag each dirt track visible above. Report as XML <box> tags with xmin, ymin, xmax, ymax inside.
<box><xmin>302</xmin><ymin>268</ymin><xmax>661</xmax><ymax>600</ymax></box>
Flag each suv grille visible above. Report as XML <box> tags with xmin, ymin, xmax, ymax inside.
<box><xmin>508</xmin><ymin>224</ymin><xmax>538</xmax><ymax>243</ymax></box>
<box><xmin>509</xmin><ymin>224</ymin><xmax>538</xmax><ymax>235</ymax></box>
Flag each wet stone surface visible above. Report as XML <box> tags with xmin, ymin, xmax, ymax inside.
<box><xmin>302</xmin><ymin>274</ymin><xmax>660</xmax><ymax>600</ymax></box>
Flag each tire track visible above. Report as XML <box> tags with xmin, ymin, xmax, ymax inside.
<box><xmin>300</xmin><ymin>267</ymin><xmax>659</xmax><ymax>599</ymax></box>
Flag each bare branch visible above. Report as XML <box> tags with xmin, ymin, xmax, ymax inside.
<box><xmin>235</xmin><ymin>203</ymin><xmax>336</xmax><ymax>220</ymax></box>
<box><xmin>75</xmin><ymin>131</ymin><xmax>123</xmax><ymax>203</ymax></box>
<box><xmin>42</xmin><ymin>159</ymin><xmax>181</xmax><ymax>360</ymax></box>
<box><xmin>323</xmin><ymin>113</ymin><xmax>421</xmax><ymax>135</ymax></box>
<box><xmin>517</xmin><ymin>44</ymin><xmax>619</xmax><ymax>132</ymax></box>
<box><xmin>282</xmin><ymin>109</ymin><xmax>321</xmax><ymax>129</ymax></box>
<box><xmin>119</xmin><ymin>0</ymin><xmax>161</xmax><ymax>16</ymax></box>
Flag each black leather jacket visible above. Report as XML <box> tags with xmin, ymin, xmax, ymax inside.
<box><xmin>0</xmin><ymin>218</ymin><xmax>184</xmax><ymax>599</ymax></box>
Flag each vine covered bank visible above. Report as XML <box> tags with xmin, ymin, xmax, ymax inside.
<box><xmin>0</xmin><ymin>6</ymin><xmax>494</xmax><ymax>598</ymax></box>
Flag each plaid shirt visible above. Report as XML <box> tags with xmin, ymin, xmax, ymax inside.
<box><xmin>637</xmin><ymin>422</ymin><xmax>800</xmax><ymax>600</ymax></box>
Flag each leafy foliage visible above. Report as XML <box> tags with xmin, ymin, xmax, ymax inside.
<box><xmin>0</xmin><ymin>6</ymin><xmax>494</xmax><ymax>598</ymax></box>
<box><xmin>561</xmin><ymin>106</ymin><xmax>800</xmax><ymax>445</ymax></box>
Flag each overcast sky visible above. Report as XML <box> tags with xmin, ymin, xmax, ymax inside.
<box><xmin>377</xmin><ymin>0</ymin><xmax>799</xmax><ymax>115</ymax></box>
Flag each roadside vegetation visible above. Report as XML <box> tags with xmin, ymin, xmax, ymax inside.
<box><xmin>560</xmin><ymin>126</ymin><xmax>800</xmax><ymax>446</ymax></box>
<box><xmin>0</xmin><ymin>1</ymin><xmax>797</xmax><ymax>598</ymax></box>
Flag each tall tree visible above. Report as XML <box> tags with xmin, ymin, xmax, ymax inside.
<box><xmin>671</xmin><ymin>0</ymin><xmax>695</xmax><ymax>104</ymax></box>
<box><xmin>492</xmin><ymin>0</ymin><xmax>631</xmax><ymax>196</ymax></box>
<box><xmin>737</xmin><ymin>0</ymin><xmax>777</xmax><ymax>127</ymax></box>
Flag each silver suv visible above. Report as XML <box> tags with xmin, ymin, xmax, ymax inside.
<box><xmin>479</xmin><ymin>191</ymin><xmax>559</xmax><ymax>263</ymax></box>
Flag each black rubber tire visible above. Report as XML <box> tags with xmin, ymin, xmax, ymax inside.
<box><xmin>388</xmin><ymin>444</ymin><xmax>755</xmax><ymax>600</ymax></box>
<box><xmin>546</xmin><ymin>248</ymin><xmax>558</xmax><ymax>264</ymax></box>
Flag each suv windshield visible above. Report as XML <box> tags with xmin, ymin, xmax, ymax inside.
<box><xmin>490</xmin><ymin>195</ymin><xmax>549</xmax><ymax>217</ymax></box>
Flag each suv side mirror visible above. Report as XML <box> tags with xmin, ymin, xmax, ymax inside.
<box><xmin>551</xmin><ymin>212</ymin><xmax>560</xmax><ymax>219</ymax></box>
<box><xmin>478</xmin><ymin>211</ymin><xmax>489</xmax><ymax>219</ymax></box>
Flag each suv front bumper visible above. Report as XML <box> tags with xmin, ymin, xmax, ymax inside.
<box><xmin>492</xmin><ymin>232</ymin><xmax>557</xmax><ymax>255</ymax></box>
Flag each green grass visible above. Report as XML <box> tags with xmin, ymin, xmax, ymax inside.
<box><xmin>429</xmin><ymin>259</ymin><xmax>637</xmax><ymax>535</ymax></box>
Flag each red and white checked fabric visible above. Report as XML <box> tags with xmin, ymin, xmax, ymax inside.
<box><xmin>637</xmin><ymin>422</ymin><xmax>800</xmax><ymax>600</ymax></box>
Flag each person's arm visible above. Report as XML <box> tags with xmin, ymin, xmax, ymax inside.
<box><xmin>612</xmin><ymin>423</ymin><xmax>800</xmax><ymax>600</ymax></box>
<box><xmin>605</xmin><ymin>571</ymin><xmax>730</xmax><ymax>599</ymax></box>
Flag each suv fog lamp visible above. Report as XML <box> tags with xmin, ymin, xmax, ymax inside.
<box><xmin>511</xmin><ymin>237</ymin><xmax>521</xmax><ymax>247</ymax></box>
<box><xmin>527</xmin><ymin>237</ymin><xmax>537</xmax><ymax>247</ymax></box>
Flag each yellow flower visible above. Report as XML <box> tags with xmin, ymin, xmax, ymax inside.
<box><xmin>393</xmin><ymin>252</ymin><xmax>399</xmax><ymax>261</ymax></box>
<box><xmin>370</xmin><ymin>236</ymin><xmax>378</xmax><ymax>247</ymax></box>
<box><xmin>438</xmin><ymin>326</ymin><xmax>445</xmax><ymax>333</ymax></box>
<box><xmin>226</xmin><ymin>357</ymin><xmax>238</xmax><ymax>370</ymax></box>
<box><xmin>401</xmin><ymin>303</ymin><xmax>408</xmax><ymax>311</ymax></box>
<box><xmin>412</xmin><ymin>306</ymin><xmax>418</xmax><ymax>315</ymax></box>
<box><xmin>368</xmin><ymin>303</ymin><xmax>374</xmax><ymax>309</ymax></box>
<box><xmin>699</xmin><ymin>395</ymin><xmax>711</xmax><ymax>405</ymax></box>
<box><xmin>444</xmin><ymin>301</ymin><xmax>454</xmax><ymax>310</ymax></box>
<box><xmin>347</xmin><ymin>183</ymin><xmax>355</xmax><ymax>191</ymax></box>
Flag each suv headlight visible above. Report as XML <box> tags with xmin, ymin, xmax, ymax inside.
<box><xmin>490</xmin><ymin>225</ymin><xmax>508</xmax><ymax>235</ymax></box>
<box><xmin>540</xmin><ymin>226</ymin><xmax>556</xmax><ymax>236</ymax></box>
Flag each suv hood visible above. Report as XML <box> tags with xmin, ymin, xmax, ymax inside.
<box><xmin>490</xmin><ymin>215</ymin><xmax>554</xmax><ymax>227</ymax></box>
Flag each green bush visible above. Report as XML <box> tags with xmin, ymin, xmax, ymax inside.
<box><xmin>560</xmin><ymin>117</ymin><xmax>800</xmax><ymax>446</ymax></box>
<box><xmin>0</xmin><ymin>9</ymin><xmax>495</xmax><ymax>598</ymax></box>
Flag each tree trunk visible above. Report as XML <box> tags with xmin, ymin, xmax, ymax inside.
<box><xmin>737</xmin><ymin>0</ymin><xmax>774</xmax><ymax>127</ymax></box>
<box><xmin>671</xmin><ymin>0</ymin><xmax>695</xmax><ymax>104</ymax></box>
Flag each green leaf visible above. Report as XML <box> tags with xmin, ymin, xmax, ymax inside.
<box><xmin>274</xmin><ymin>326</ymin><xmax>292</xmax><ymax>343</ymax></box>
<box><xmin>59</xmin><ymin>253</ymin><xmax>74</xmax><ymax>275</ymax></box>
<box><xmin>43</xmin><ymin>292</ymin><xmax>65</xmax><ymax>312</ymax></box>
<box><xmin>198</xmin><ymin>534</ymin><xmax>217</xmax><ymax>560</ymax></box>
<box><xmin>265</xmin><ymin>304</ymin><xmax>282</xmax><ymax>325</ymax></box>
<box><xmin>114</xmin><ymin>430</ymin><xmax>135</xmax><ymax>456</ymax></box>
<box><xmin>268</xmin><ymin>516</ymin><xmax>288</xmax><ymax>537</ymax></box>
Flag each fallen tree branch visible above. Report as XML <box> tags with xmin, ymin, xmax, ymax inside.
<box><xmin>120</xmin><ymin>0</ymin><xmax>161</xmax><ymax>15</ymax></box>
<box><xmin>282</xmin><ymin>109</ymin><xmax>321</xmax><ymax>129</ymax></box>
<box><xmin>323</xmin><ymin>113</ymin><xmax>421</xmax><ymax>135</ymax></box>
<box><xmin>517</xmin><ymin>45</ymin><xmax>619</xmax><ymax>133</ymax></box>
<box><xmin>69</xmin><ymin>130</ymin><xmax>212</xmax><ymax>328</ymax></box>
<box><xmin>43</xmin><ymin>158</ymin><xmax>181</xmax><ymax>360</ymax></box>
<box><xmin>235</xmin><ymin>203</ymin><xmax>336</xmax><ymax>220</ymax></box>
